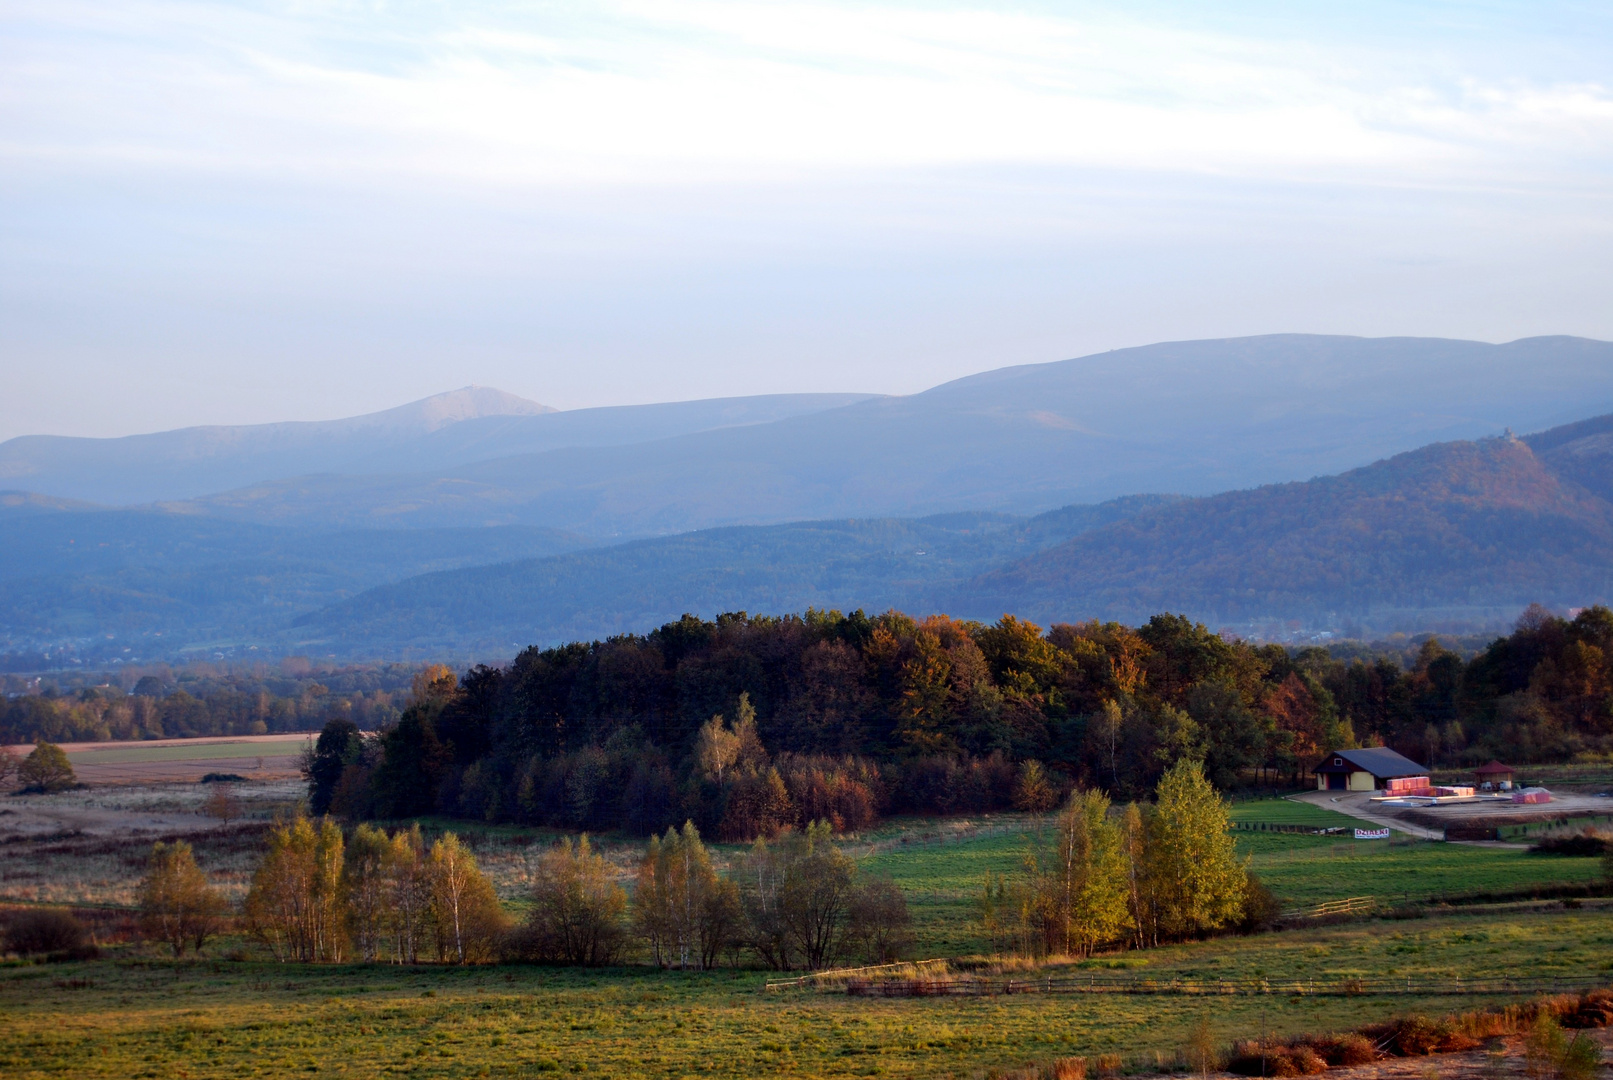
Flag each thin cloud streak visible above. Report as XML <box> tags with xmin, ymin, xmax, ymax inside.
<box><xmin>4</xmin><ymin>1</ymin><xmax>1610</xmax><ymax>186</ymax></box>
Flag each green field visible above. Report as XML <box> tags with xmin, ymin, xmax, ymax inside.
<box><xmin>2</xmin><ymin>799</ymin><xmax>1609</xmax><ymax>1078</ymax></box>
<box><xmin>1227</xmin><ymin>798</ymin><xmax>1361</xmax><ymax>830</ymax></box>
<box><xmin>1</xmin><ymin>907</ymin><xmax>1608</xmax><ymax>1080</ymax></box>
<box><xmin>860</xmin><ymin>811</ymin><xmax>1605</xmax><ymax>955</ymax></box>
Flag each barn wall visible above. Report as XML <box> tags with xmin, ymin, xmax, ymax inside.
<box><xmin>1348</xmin><ymin>771</ymin><xmax>1376</xmax><ymax>792</ymax></box>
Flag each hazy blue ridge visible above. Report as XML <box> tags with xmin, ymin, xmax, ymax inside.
<box><xmin>161</xmin><ymin>335</ymin><xmax>1613</xmax><ymax>535</ymax></box>
<box><xmin>285</xmin><ymin>497</ymin><xmax>1181</xmax><ymax>654</ymax></box>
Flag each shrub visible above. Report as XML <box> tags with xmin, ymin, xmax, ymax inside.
<box><xmin>1558</xmin><ymin>1033</ymin><xmax>1605</xmax><ymax>1080</ymax></box>
<box><xmin>1092</xmin><ymin>1054</ymin><xmax>1123</xmax><ymax>1077</ymax></box>
<box><xmin>1238</xmin><ymin>872</ymin><xmax>1283</xmax><ymax>933</ymax></box>
<box><xmin>1530</xmin><ymin>830</ymin><xmax>1610</xmax><ymax>857</ymax></box>
<box><xmin>1562</xmin><ymin>988</ymin><xmax>1613</xmax><ymax>1028</ymax></box>
<box><xmin>510</xmin><ymin>835</ymin><xmax>628</xmax><ymax>966</ymax></box>
<box><xmin>1226</xmin><ymin>1044</ymin><xmax>1325</xmax><ymax>1077</ymax></box>
<box><xmin>1043</xmin><ymin>1058</ymin><xmax>1086</xmax><ymax>1080</ymax></box>
<box><xmin>1525</xmin><ymin>1014</ymin><xmax>1567</xmax><ymax>1079</ymax></box>
<box><xmin>845</xmin><ymin>876</ymin><xmax>915</xmax><ymax>964</ymax></box>
<box><xmin>1307</xmin><ymin>1033</ymin><xmax>1377</xmax><ymax>1067</ymax></box>
<box><xmin>4</xmin><ymin>908</ymin><xmax>91</xmax><ymax>958</ymax></box>
<box><xmin>1364</xmin><ymin>1014</ymin><xmax>1480</xmax><ymax>1056</ymax></box>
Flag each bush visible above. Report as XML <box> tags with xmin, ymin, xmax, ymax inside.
<box><xmin>1363</xmin><ymin>1014</ymin><xmax>1479</xmax><ymax>1055</ymax></box>
<box><xmin>4</xmin><ymin>908</ymin><xmax>92</xmax><ymax>958</ymax></box>
<box><xmin>1530</xmin><ymin>830</ymin><xmax>1611</xmax><ymax>857</ymax></box>
<box><xmin>845</xmin><ymin>876</ymin><xmax>915</xmax><ymax>964</ymax></box>
<box><xmin>1227</xmin><ymin>1045</ymin><xmax>1324</xmax><ymax>1077</ymax></box>
<box><xmin>510</xmin><ymin>835</ymin><xmax>627</xmax><ymax>966</ymax></box>
<box><xmin>1562</xmin><ymin>988</ymin><xmax>1613</xmax><ymax>1028</ymax></box>
<box><xmin>1306</xmin><ymin>1033</ymin><xmax>1377</xmax><ymax>1067</ymax></box>
<box><xmin>1558</xmin><ymin>1033</ymin><xmax>1605</xmax><ymax>1080</ymax></box>
<box><xmin>1238</xmin><ymin>872</ymin><xmax>1283</xmax><ymax>933</ymax></box>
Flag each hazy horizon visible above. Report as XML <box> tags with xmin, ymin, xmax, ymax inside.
<box><xmin>6</xmin><ymin>0</ymin><xmax>1613</xmax><ymax>443</ymax></box>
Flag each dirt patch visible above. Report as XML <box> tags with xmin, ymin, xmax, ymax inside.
<box><xmin>1320</xmin><ymin>1027</ymin><xmax>1613</xmax><ymax>1080</ymax></box>
<box><xmin>0</xmin><ymin>781</ymin><xmax>305</xmax><ymax>906</ymax></box>
<box><xmin>5</xmin><ymin>734</ymin><xmax>313</xmax><ymax>786</ymax></box>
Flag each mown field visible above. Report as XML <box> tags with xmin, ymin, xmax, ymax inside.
<box><xmin>860</xmin><ymin>802</ymin><xmax>1605</xmax><ymax>956</ymax></box>
<box><xmin>2</xmin><ymin>794</ymin><xmax>1609</xmax><ymax>1078</ymax></box>
<box><xmin>1</xmin><ymin>907</ymin><xmax>1609</xmax><ymax>1080</ymax></box>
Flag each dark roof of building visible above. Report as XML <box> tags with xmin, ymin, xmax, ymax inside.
<box><xmin>1312</xmin><ymin>747</ymin><xmax>1429</xmax><ymax>778</ymax></box>
<box><xmin>1474</xmin><ymin>760</ymin><xmax>1515</xmax><ymax>775</ymax></box>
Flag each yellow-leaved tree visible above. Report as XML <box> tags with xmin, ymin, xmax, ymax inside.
<box><xmin>428</xmin><ymin>832</ymin><xmax>507</xmax><ymax>964</ymax></box>
<box><xmin>634</xmin><ymin>820</ymin><xmax>740</xmax><ymax>970</ymax></box>
<box><xmin>138</xmin><ymin>840</ymin><xmax>225</xmax><ymax>957</ymax></box>
<box><xmin>244</xmin><ymin>815</ymin><xmax>346</xmax><ymax>962</ymax></box>
<box><xmin>1138</xmin><ymin>759</ymin><xmax>1245</xmax><ymax>945</ymax></box>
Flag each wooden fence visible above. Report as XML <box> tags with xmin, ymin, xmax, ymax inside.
<box><xmin>765</xmin><ymin>958</ymin><xmax>949</xmax><ymax>992</ymax></box>
<box><xmin>1279</xmin><ymin>895</ymin><xmax>1377</xmax><ymax>920</ymax></box>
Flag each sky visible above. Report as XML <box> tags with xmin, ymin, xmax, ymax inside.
<box><xmin>3</xmin><ymin>0</ymin><xmax>1612</xmax><ymax>441</ymax></box>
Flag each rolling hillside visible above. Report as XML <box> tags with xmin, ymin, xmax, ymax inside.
<box><xmin>962</xmin><ymin>428</ymin><xmax>1613</xmax><ymax>629</ymax></box>
<box><xmin>291</xmin><ymin>415</ymin><xmax>1613</xmax><ymax>654</ymax></box>
<box><xmin>0</xmin><ymin>390</ymin><xmax>877</xmax><ymax>505</ymax></box>
<box><xmin>0</xmin><ymin>507</ymin><xmax>592</xmax><ymax>653</ymax></box>
<box><xmin>19</xmin><ymin>334</ymin><xmax>1609</xmax><ymax>535</ymax></box>
<box><xmin>285</xmin><ymin>498</ymin><xmax>1177</xmax><ymax>652</ymax></box>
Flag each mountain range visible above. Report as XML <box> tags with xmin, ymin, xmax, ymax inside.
<box><xmin>5</xmin><ymin>333</ymin><xmax>1613</xmax><ymax>664</ymax></box>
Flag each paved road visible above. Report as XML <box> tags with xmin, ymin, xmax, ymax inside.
<box><xmin>1289</xmin><ymin>789</ymin><xmax>1445</xmax><ymax>839</ymax></box>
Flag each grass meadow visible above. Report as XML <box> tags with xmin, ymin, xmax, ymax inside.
<box><xmin>1</xmin><ymin>907</ymin><xmax>1609</xmax><ymax>1080</ymax></box>
<box><xmin>2</xmin><ymin>792</ymin><xmax>1610</xmax><ymax>1078</ymax></box>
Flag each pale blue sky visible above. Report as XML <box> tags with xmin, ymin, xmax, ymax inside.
<box><xmin>3</xmin><ymin>1</ymin><xmax>1611</xmax><ymax>440</ymax></box>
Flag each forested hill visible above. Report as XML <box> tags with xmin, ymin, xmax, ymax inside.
<box><xmin>11</xmin><ymin>410</ymin><xmax>1613</xmax><ymax>662</ymax></box>
<box><xmin>291</xmin><ymin>416</ymin><xmax>1613</xmax><ymax>652</ymax></box>
<box><xmin>966</xmin><ymin>426</ymin><xmax>1613</xmax><ymax>628</ymax></box>
<box><xmin>289</xmin><ymin>498</ymin><xmax>1178</xmax><ymax>653</ymax></box>
<box><xmin>295</xmin><ymin>604</ymin><xmax>1613</xmax><ymax>838</ymax></box>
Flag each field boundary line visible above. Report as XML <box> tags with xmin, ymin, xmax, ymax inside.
<box><xmin>765</xmin><ymin>958</ymin><xmax>949</xmax><ymax>991</ymax></box>
<box><xmin>844</xmin><ymin>973</ymin><xmax>1607</xmax><ymax>998</ymax></box>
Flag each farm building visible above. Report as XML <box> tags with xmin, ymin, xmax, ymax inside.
<box><xmin>1312</xmin><ymin>747</ymin><xmax>1429</xmax><ymax>792</ymax></box>
<box><xmin>1475</xmin><ymin>760</ymin><xmax>1515</xmax><ymax>791</ymax></box>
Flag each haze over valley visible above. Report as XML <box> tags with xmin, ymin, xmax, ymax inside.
<box><xmin>7</xmin><ymin>333</ymin><xmax>1613</xmax><ymax>665</ymax></box>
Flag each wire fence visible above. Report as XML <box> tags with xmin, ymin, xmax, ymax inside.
<box><xmin>764</xmin><ymin>958</ymin><xmax>949</xmax><ymax>991</ymax></box>
<box><xmin>841</xmin><ymin>972</ymin><xmax>1608</xmax><ymax>999</ymax></box>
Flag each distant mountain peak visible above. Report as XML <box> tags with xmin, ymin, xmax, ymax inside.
<box><xmin>356</xmin><ymin>387</ymin><xmax>555</xmax><ymax>433</ymax></box>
